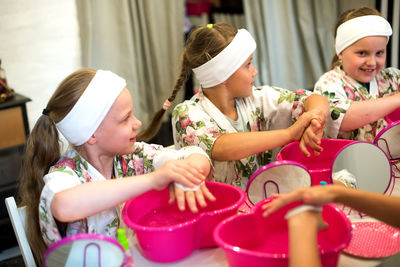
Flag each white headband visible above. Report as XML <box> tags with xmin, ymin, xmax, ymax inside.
<box><xmin>335</xmin><ymin>15</ymin><xmax>392</xmax><ymax>55</ymax></box>
<box><xmin>56</xmin><ymin>70</ymin><xmax>126</xmax><ymax>145</ymax></box>
<box><xmin>192</xmin><ymin>29</ymin><xmax>256</xmax><ymax>88</ymax></box>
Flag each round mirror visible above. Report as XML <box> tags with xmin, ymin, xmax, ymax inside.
<box><xmin>331</xmin><ymin>142</ymin><xmax>392</xmax><ymax>193</ymax></box>
<box><xmin>374</xmin><ymin>121</ymin><xmax>400</xmax><ymax>160</ymax></box>
<box><xmin>246</xmin><ymin>160</ymin><xmax>311</xmax><ymax>204</ymax></box>
<box><xmin>43</xmin><ymin>234</ymin><xmax>125</xmax><ymax>267</ymax></box>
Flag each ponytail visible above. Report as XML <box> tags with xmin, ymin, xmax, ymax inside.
<box><xmin>18</xmin><ymin>114</ymin><xmax>61</xmax><ymax>265</ymax></box>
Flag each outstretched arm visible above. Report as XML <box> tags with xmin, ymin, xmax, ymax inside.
<box><xmin>262</xmin><ymin>185</ymin><xmax>400</xmax><ymax>229</ymax></box>
<box><xmin>211</xmin><ymin>112</ymin><xmax>316</xmax><ymax>161</ymax></box>
<box><xmin>340</xmin><ymin>93</ymin><xmax>400</xmax><ymax>131</ymax></box>
<box><xmin>51</xmin><ymin>155</ymin><xmax>210</xmax><ymax>222</ymax></box>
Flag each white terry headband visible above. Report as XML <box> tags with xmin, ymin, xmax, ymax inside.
<box><xmin>335</xmin><ymin>15</ymin><xmax>392</xmax><ymax>55</ymax></box>
<box><xmin>56</xmin><ymin>70</ymin><xmax>126</xmax><ymax>146</ymax></box>
<box><xmin>192</xmin><ymin>29</ymin><xmax>256</xmax><ymax>88</ymax></box>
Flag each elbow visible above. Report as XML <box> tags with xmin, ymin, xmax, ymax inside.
<box><xmin>51</xmin><ymin>194</ymin><xmax>75</xmax><ymax>222</ymax></box>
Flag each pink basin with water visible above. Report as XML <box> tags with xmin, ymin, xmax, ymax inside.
<box><xmin>214</xmin><ymin>199</ymin><xmax>352</xmax><ymax>267</ymax></box>
<box><xmin>122</xmin><ymin>181</ymin><xmax>246</xmax><ymax>262</ymax></box>
<box><xmin>277</xmin><ymin>139</ymin><xmax>354</xmax><ymax>185</ymax></box>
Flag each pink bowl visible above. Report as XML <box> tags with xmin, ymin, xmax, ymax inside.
<box><xmin>122</xmin><ymin>181</ymin><xmax>246</xmax><ymax>262</ymax></box>
<box><xmin>277</xmin><ymin>139</ymin><xmax>354</xmax><ymax>185</ymax></box>
<box><xmin>214</xmin><ymin>199</ymin><xmax>352</xmax><ymax>267</ymax></box>
<box><xmin>385</xmin><ymin>108</ymin><xmax>400</xmax><ymax>124</ymax></box>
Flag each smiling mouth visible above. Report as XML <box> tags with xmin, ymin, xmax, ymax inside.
<box><xmin>361</xmin><ymin>68</ymin><xmax>376</xmax><ymax>73</ymax></box>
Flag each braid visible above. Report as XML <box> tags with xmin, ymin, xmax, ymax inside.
<box><xmin>137</xmin><ymin>55</ymin><xmax>191</xmax><ymax>142</ymax></box>
<box><xmin>137</xmin><ymin>23</ymin><xmax>237</xmax><ymax>142</ymax></box>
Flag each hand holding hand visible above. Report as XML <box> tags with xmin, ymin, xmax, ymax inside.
<box><xmin>287</xmin><ymin>112</ymin><xmax>318</xmax><ymax>141</ymax></box>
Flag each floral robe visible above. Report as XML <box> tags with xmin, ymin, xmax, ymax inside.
<box><xmin>314</xmin><ymin>66</ymin><xmax>400</xmax><ymax>142</ymax></box>
<box><xmin>172</xmin><ymin>86</ymin><xmax>311</xmax><ymax>190</ymax></box>
<box><xmin>39</xmin><ymin>142</ymin><xmax>208</xmax><ymax>246</ymax></box>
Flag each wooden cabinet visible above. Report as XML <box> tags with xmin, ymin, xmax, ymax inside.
<box><xmin>0</xmin><ymin>93</ymin><xmax>31</xmax><ymax>252</ymax></box>
<box><xmin>0</xmin><ymin>93</ymin><xmax>30</xmax><ymax>150</ymax></box>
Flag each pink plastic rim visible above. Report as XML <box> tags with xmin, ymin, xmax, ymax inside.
<box><xmin>43</xmin><ymin>233</ymin><xmax>124</xmax><ymax>267</ymax></box>
<box><xmin>123</xmin><ymin>181</ymin><xmax>246</xmax><ymax>232</ymax></box>
<box><xmin>214</xmin><ymin>199</ymin><xmax>352</xmax><ymax>258</ymax></box>
<box><xmin>374</xmin><ymin>120</ymin><xmax>400</xmax><ymax>160</ymax></box>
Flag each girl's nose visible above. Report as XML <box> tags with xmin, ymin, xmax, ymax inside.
<box><xmin>252</xmin><ymin>65</ymin><xmax>258</xmax><ymax>77</ymax></box>
<box><xmin>132</xmin><ymin>116</ymin><xmax>142</xmax><ymax>130</ymax></box>
<box><xmin>366</xmin><ymin>56</ymin><xmax>376</xmax><ymax>66</ymax></box>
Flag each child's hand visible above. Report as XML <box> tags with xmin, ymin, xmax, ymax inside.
<box><xmin>168</xmin><ymin>183</ymin><xmax>216</xmax><ymax>213</ymax></box>
<box><xmin>151</xmin><ymin>159</ymin><xmax>207</xmax><ymax>190</ymax></box>
<box><xmin>287</xmin><ymin>112</ymin><xmax>316</xmax><ymax>141</ymax></box>
<box><xmin>261</xmin><ymin>185</ymin><xmax>340</xmax><ymax>217</ymax></box>
<box><xmin>299</xmin><ymin>118</ymin><xmax>324</xmax><ymax>157</ymax></box>
<box><xmin>298</xmin><ymin>108</ymin><xmax>327</xmax><ymax>157</ymax></box>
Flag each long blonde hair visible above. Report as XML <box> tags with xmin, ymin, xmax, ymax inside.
<box><xmin>137</xmin><ymin>23</ymin><xmax>237</xmax><ymax>141</ymax></box>
<box><xmin>18</xmin><ymin>68</ymin><xmax>96</xmax><ymax>265</ymax></box>
<box><xmin>330</xmin><ymin>7</ymin><xmax>382</xmax><ymax>69</ymax></box>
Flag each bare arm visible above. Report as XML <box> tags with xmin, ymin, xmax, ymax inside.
<box><xmin>288</xmin><ymin>211</ymin><xmax>322</xmax><ymax>267</ymax></box>
<box><xmin>212</xmin><ymin>112</ymin><xmax>316</xmax><ymax>161</ymax></box>
<box><xmin>262</xmin><ymin>185</ymin><xmax>400</xmax><ymax>229</ymax></box>
<box><xmin>340</xmin><ymin>93</ymin><xmax>400</xmax><ymax>131</ymax></box>
<box><xmin>51</xmin><ymin>156</ymin><xmax>209</xmax><ymax>222</ymax></box>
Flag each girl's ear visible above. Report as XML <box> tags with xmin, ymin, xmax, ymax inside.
<box><xmin>87</xmin><ymin>134</ymin><xmax>97</xmax><ymax>145</ymax></box>
<box><xmin>338</xmin><ymin>53</ymin><xmax>343</xmax><ymax>60</ymax></box>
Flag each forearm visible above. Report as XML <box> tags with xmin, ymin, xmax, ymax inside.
<box><xmin>340</xmin><ymin>93</ymin><xmax>400</xmax><ymax>131</ymax></box>
<box><xmin>51</xmin><ymin>175</ymin><xmax>155</xmax><ymax>222</ymax></box>
<box><xmin>334</xmin><ymin>187</ymin><xmax>400</xmax><ymax>228</ymax></box>
<box><xmin>304</xmin><ymin>94</ymin><xmax>330</xmax><ymax>119</ymax></box>
<box><xmin>288</xmin><ymin>213</ymin><xmax>321</xmax><ymax>267</ymax></box>
<box><xmin>211</xmin><ymin>130</ymin><xmax>292</xmax><ymax>161</ymax></box>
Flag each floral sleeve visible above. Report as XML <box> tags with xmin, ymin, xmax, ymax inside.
<box><xmin>314</xmin><ymin>70</ymin><xmax>352</xmax><ymax>138</ymax></box>
<box><xmin>172</xmin><ymin>101</ymin><xmax>225</xmax><ymax>158</ymax></box>
<box><xmin>116</xmin><ymin>142</ymin><xmax>163</xmax><ymax>177</ymax></box>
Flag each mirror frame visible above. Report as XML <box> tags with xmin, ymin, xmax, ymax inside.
<box><xmin>246</xmin><ymin>160</ymin><xmax>311</xmax><ymax>204</ymax></box>
<box><xmin>43</xmin><ymin>233</ymin><xmax>125</xmax><ymax>267</ymax></box>
<box><xmin>330</xmin><ymin>141</ymin><xmax>393</xmax><ymax>194</ymax></box>
<box><xmin>374</xmin><ymin>120</ymin><xmax>400</xmax><ymax>161</ymax></box>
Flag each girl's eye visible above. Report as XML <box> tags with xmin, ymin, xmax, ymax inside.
<box><xmin>376</xmin><ymin>50</ymin><xmax>385</xmax><ymax>56</ymax></box>
<box><xmin>357</xmin><ymin>51</ymin><xmax>366</xmax><ymax>56</ymax></box>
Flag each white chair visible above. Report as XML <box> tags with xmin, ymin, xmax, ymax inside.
<box><xmin>5</xmin><ymin>196</ymin><xmax>37</xmax><ymax>267</ymax></box>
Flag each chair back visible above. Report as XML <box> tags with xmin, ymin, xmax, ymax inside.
<box><xmin>5</xmin><ymin>196</ymin><xmax>37</xmax><ymax>267</ymax></box>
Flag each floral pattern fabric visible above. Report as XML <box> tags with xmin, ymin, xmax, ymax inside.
<box><xmin>39</xmin><ymin>142</ymin><xmax>208</xmax><ymax>246</ymax></box>
<box><xmin>172</xmin><ymin>86</ymin><xmax>311</xmax><ymax>190</ymax></box>
<box><xmin>314</xmin><ymin>66</ymin><xmax>400</xmax><ymax>142</ymax></box>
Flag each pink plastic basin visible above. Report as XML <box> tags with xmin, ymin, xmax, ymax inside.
<box><xmin>214</xmin><ymin>199</ymin><xmax>352</xmax><ymax>267</ymax></box>
<box><xmin>122</xmin><ymin>181</ymin><xmax>246</xmax><ymax>262</ymax></box>
<box><xmin>277</xmin><ymin>139</ymin><xmax>354</xmax><ymax>185</ymax></box>
<box><xmin>385</xmin><ymin>108</ymin><xmax>400</xmax><ymax>124</ymax></box>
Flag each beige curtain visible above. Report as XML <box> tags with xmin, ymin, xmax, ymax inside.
<box><xmin>76</xmin><ymin>0</ymin><xmax>184</xmax><ymax>125</ymax></box>
<box><xmin>243</xmin><ymin>0</ymin><xmax>375</xmax><ymax>90</ymax></box>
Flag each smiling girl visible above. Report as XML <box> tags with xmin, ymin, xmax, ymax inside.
<box><xmin>314</xmin><ymin>7</ymin><xmax>400</xmax><ymax>142</ymax></box>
